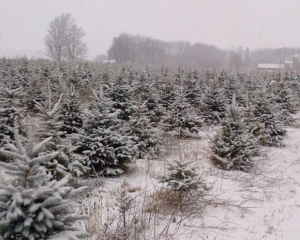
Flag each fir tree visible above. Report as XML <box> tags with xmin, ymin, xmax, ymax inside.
<box><xmin>133</xmin><ymin>73</ymin><xmax>163</xmax><ymax>124</ymax></box>
<box><xmin>0</xmin><ymin>129</ymin><xmax>88</xmax><ymax>240</ymax></box>
<box><xmin>69</xmin><ymin>63</ymin><xmax>93</xmax><ymax>90</ymax></box>
<box><xmin>210</xmin><ymin>95</ymin><xmax>259</xmax><ymax>171</ymax></box>
<box><xmin>223</xmin><ymin>75</ymin><xmax>246</xmax><ymax>107</ymax></box>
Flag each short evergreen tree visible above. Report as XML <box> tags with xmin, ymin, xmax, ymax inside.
<box><xmin>34</xmin><ymin>95</ymin><xmax>69</xmax><ymax>179</ymax></box>
<box><xmin>34</xmin><ymin>96</ymin><xmax>88</xmax><ymax>179</ymax></box>
<box><xmin>106</xmin><ymin>70</ymin><xmax>136</xmax><ymax>121</ymax></box>
<box><xmin>160</xmin><ymin>160</ymin><xmax>200</xmax><ymax>192</ymax></box>
<box><xmin>72</xmin><ymin>89</ymin><xmax>136</xmax><ymax>176</ymax></box>
<box><xmin>201</xmin><ymin>84</ymin><xmax>226</xmax><ymax>124</ymax></box>
<box><xmin>161</xmin><ymin>88</ymin><xmax>203</xmax><ymax>138</ymax></box>
<box><xmin>250</xmin><ymin>87</ymin><xmax>286</xmax><ymax>146</ymax></box>
<box><xmin>125</xmin><ymin>97</ymin><xmax>161</xmax><ymax>158</ymax></box>
<box><xmin>210</xmin><ymin>95</ymin><xmax>260</xmax><ymax>171</ymax></box>
<box><xmin>0</xmin><ymin>86</ymin><xmax>25</xmax><ymax>147</ymax></box>
<box><xmin>272</xmin><ymin>81</ymin><xmax>296</xmax><ymax>125</ymax></box>
<box><xmin>59</xmin><ymin>86</ymin><xmax>84</xmax><ymax>136</ymax></box>
<box><xmin>69</xmin><ymin>63</ymin><xmax>93</xmax><ymax>90</ymax></box>
<box><xmin>133</xmin><ymin>75</ymin><xmax>163</xmax><ymax>124</ymax></box>
<box><xmin>0</xmin><ymin>129</ymin><xmax>88</xmax><ymax>240</ymax></box>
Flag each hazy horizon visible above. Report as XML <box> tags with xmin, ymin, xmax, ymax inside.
<box><xmin>1</xmin><ymin>0</ymin><xmax>300</xmax><ymax>59</ymax></box>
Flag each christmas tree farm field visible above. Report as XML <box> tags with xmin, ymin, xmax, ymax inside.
<box><xmin>70</xmin><ymin>113</ymin><xmax>300</xmax><ymax>239</ymax></box>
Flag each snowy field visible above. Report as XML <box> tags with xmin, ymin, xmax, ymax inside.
<box><xmin>80</xmin><ymin>113</ymin><xmax>300</xmax><ymax>240</ymax></box>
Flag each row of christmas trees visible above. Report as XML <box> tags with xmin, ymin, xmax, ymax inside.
<box><xmin>1</xmin><ymin>58</ymin><xmax>299</xmax><ymax>175</ymax></box>
<box><xmin>0</xmin><ymin>58</ymin><xmax>299</xmax><ymax>238</ymax></box>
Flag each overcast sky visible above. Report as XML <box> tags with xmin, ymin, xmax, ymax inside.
<box><xmin>1</xmin><ymin>0</ymin><xmax>300</xmax><ymax>59</ymax></box>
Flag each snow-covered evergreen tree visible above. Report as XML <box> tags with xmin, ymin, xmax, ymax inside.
<box><xmin>210</xmin><ymin>95</ymin><xmax>259</xmax><ymax>171</ymax></box>
<box><xmin>201</xmin><ymin>82</ymin><xmax>226</xmax><ymax>124</ymax></box>
<box><xmin>106</xmin><ymin>70</ymin><xmax>136</xmax><ymax>121</ymax></box>
<box><xmin>132</xmin><ymin>73</ymin><xmax>163</xmax><ymax>124</ymax></box>
<box><xmin>272</xmin><ymin>81</ymin><xmax>296</xmax><ymax>125</ymax></box>
<box><xmin>59</xmin><ymin>85</ymin><xmax>84</xmax><ymax>136</ymax></box>
<box><xmin>161</xmin><ymin>85</ymin><xmax>203</xmax><ymax>138</ymax></box>
<box><xmin>35</xmin><ymin>96</ymin><xmax>88</xmax><ymax>179</ymax></box>
<box><xmin>184</xmin><ymin>70</ymin><xmax>203</xmax><ymax>108</ymax></box>
<box><xmin>72</xmin><ymin>89</ymin><xmax>136</xmax><ymax>176</ymax></box>
<box><xmin>125</xmin><ymin>96</ymin><xmax>161</xmax><ymax>158</ymax></box>
<box><xmin>250</xmin><ymin>86</ymin><xmax>286</xmax><ymax>146</ymax></box>
<box><xmin>69</xmin><ymin>63</ymin><xmax>93</xmax><ymax>90</ymax></box>
<box><xmin>158</xmin><ymin>80</ymin><xmax>177</xmax><ymax>113</ymax></box>
<box><xmin>160</xmin><ymin>160</ymin><xmax>201</xmax><ymax>192</ymax></box>
<box><xmin>223</xmin><ymin>75</ymin><xmax>246</xmax><ymax>107</ymax></box>
<box><xmin>0</xmin><ymin>129</ymin><xmax>88</xmax><ymax>240</ymax></box>
<box><xmin>0</xmin><ymin>86</ymin><xmax>25</xmax><ymax>147</ymax></box>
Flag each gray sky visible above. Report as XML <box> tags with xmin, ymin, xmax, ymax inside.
<box><xmin>1</xmin><ymin>0</ymin><xmax>300</xmax><ymax>59</ymax></box>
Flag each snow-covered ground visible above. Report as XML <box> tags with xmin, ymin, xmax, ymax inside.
<box><xmin>81</xmin><ymin>114</ymin><xmax>300</xmax><ymax>240</ymax></box>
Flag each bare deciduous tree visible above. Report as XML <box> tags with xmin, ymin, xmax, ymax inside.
<box><xmin>65</xmin><ymin>24</ymin><xmax>88</xmax><ymax>62</ymax></box>
<box><xmin>44</xmin><ymin>13</ymin><xmax>87</xmax><ymax>62</ymax></box>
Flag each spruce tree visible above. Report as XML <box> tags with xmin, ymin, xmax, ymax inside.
<box><xmin>34</xmin><ymin>96</ymin><xmax>88</xmax><ymax>179</ymax></box>
<box><xmin>160</xmin><ymin>158</ymin><xmax>201</xmax><ymax>193</ymax></box>
<box><xmin>72</xmin><ymin>89</ymin><xmax>136</xmax><ymax>176</ymax></box>
<box><xmin>250</xmin><ymin>87</ymin><xmax>286</xmax><ymax>146</ymax></box>
<box><xmin>106</xmin><ymin>70</ymin><xmax>136</xmax><ymax>121</ymax></box>
<box><xmin>210</xmin><ymin>95</ymin><xmax>259</xmax><ymax>171</ymax></box>
<box><xmin>201</xmin><ymin>83</ymin><xmax>226</xmax><ymax>124</ymax></box>
<box><xmin>69</xmin><ymin>63</ymin><xmax>93</xmax><ymax>90</ymax></box>
<box><xmin>0</xmin><ymin>86</ymin><xmax>25</xmax><ymax>147</ymax></box>
<box><xmin>0</xmin><ymin>129</ymin><xmax>88</xmax><ymax>240</ymax></box>
<box><xmin>162</xmin><ymin>86</ymin><xmax>203</xmax><ymax>138</ymax></box>
<box><xmin>272</xmin><ymin>81</ymin><xmax>296</xmax><ymax>125</ymax></box>
<box><xmin>59</xmin><ymin>86</ymin><xmax>84</xmax><ymax>136</ymax></box>
<box><xmin>133</xmin><ymin>73</ymin><xmax>163</xmax><ymax>124</ymax></box>
<box><xmin>125</xmin><ymin>96</ymin><xmax>161</xmax><ymax>158</ymax></box>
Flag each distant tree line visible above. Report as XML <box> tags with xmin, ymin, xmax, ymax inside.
<box><xmin>104</xmin><ymin>33</ymin><xmax>300</xmax><ymax>69</ymax></box>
